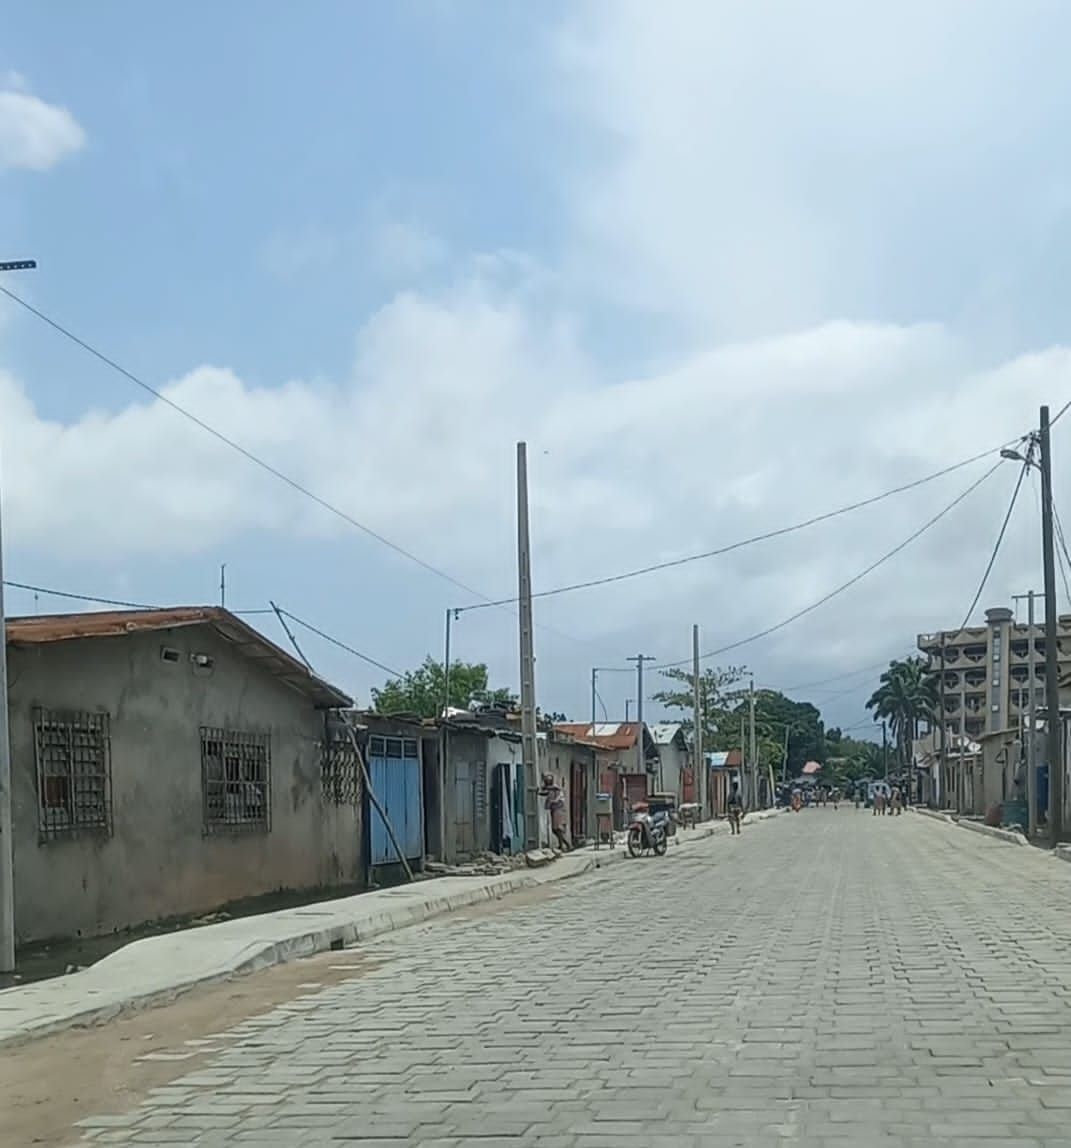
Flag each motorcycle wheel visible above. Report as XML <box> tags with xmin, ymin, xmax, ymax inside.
<box><xmin>653</xmin><ymin>835</ymin><xmax>668</xmax><ymax>856</ymax></box>
<box><xmin>627</xmin><ymin>827</ymin><xmax>644</xmax><ymax>857</ymax></box>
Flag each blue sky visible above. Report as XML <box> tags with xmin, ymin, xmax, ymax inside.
<box><xmin>4</xmin><ymin>1</ymin><xmax>1071</xmax><ymax>730</ymax></box>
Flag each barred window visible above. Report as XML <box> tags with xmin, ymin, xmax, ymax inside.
<box><xmin>321</xmin><ymin>734</ymin><xmax>362</xmax><ymax>806</ymax></box>
<box><xmin>201</xmin><ymin>728</ymin><xmax>271</xmax><ymax>832</ymax></box>
<box><xmin>34</xmin><ymin>708</ymin><xmax>112</xmax><ymax>841</ymax></box>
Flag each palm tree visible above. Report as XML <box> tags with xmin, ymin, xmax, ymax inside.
<box><xmin>866</xmin><ymin>657</ymin><xmax>937</xmax><ymax>766</ymax></box>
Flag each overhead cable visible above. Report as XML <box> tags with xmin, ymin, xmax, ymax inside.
<box><xmin>0</xmin><ymin>284</ymin><xmax>495</xmax><ymax>605</ymax></box>
<box><xmin>657</xmin><ymin>458</ymin><xmax>1005</xmax><ymax>670</ymax></box>
<box><xmin>958</xmin><ymin>460</ymin><xmax>1028</xmax><ymax>629</ymax></box>
<box><xmin>464</xmin><ymin>446</ymin><xmax>1007</xmax><ymax>610</ymax></box>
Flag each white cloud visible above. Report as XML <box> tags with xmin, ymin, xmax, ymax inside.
<box><xmin>5</xmin><ymin>4</ymin><xmax>1071</xmax><ymax>722</ymax></box>
<box><xmin>0</xmin><ymin>80</ymin><xmax>85</xmax><ymax>172</ymax></box>
<box><xmin>555</xmin><ymin>1</ymin><xmax>1071</xmax><ymax>341</ymax></box>
<box><xmin>0</xmin><ymin>287</ymin><xmax>1062</xmax><ymax>700</ymax></box>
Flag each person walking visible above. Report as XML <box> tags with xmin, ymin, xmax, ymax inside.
<box><xmin>727</xmin><ymin>782</ymin><xmax>744</xmax><ymax>835</ymax></box>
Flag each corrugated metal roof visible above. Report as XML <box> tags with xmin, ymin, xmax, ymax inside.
<box><xmin>649</xmin><ymin>722</ymin><xmax>683</xmax><ymax>745</ymax></box>
<box><xmin>553</xmin><ymin>721</ymin><xmax>641</xmax><ymax>751</ymax></box>
<box><xmin>705</xmin><ymin>749</ymin><xmax>742</xmax><ymax>769</ymax></box>
<box><xmin>6</xmin><ymin>607</ymin><xmax>351</xmax><ymax>709</ymax></box>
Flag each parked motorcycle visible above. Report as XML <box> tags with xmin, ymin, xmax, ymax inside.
<box><xmin>626</xmin><ymin>808</ymin><xmax>671</xmax><ymax>857</ymax></box>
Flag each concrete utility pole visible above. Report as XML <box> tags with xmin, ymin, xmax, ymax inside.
<box><xmin>937</xmin><ymin>634</ymin><xmax>946</xmax><ymax>809</ymax></box>
<box><xmin>0</xmin><ymin>257</ymin><xmax>36</xmax><ymax>974</ymax></box>
<box><xmin>1027</xmin><ymin>590</ymin><xmax>1039</xmax><ymax>839</ymax></box>
<box><xmin>1039</xmin><ymin>406</ymin><xmax>1064</xmax><ymax>842</ymax></box>
<box><xmin>627</xmin><ymin>655</ymin><xmax>654</xmax><ymax>780</ymax></box>
<box><xmin>692</xmin><ymin>625</ymin><xmax>704</xmax><ymax>817</ymax></box>
<box><xmin>748</xmin><ymin>677</ymin><xmax>757</xmax><ymax>808</ymax></box>
<box><xmin>516</xmin><ymin>443</ymin><xmax>539</xmax><ymax>849</ymax></box>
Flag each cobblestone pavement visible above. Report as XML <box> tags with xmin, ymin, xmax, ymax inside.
<box><xmin>77</xmin><ymin>810</ymin><xmax>1071</xmax><ymax>1147</ymax></box>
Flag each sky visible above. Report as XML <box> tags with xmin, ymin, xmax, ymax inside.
<box><xmin>3</xmin><ymin>1</ymin><xmax>1071</xmax><ymax>734</ymax></box>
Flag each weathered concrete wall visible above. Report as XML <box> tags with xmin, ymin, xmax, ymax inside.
<box><xmin>8</xmin><ymin>625</ymin><xmax>362</xmax><ymax>944</ymax></box>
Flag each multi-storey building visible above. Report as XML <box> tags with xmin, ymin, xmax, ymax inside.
<box><xmin>918</xmin><ymin>605</ymin><xmax>1071</xmax><ymax>739</ymax></box>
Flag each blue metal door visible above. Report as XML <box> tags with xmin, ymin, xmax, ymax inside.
<box><xmin>368</xmin><ymin>735</ymin><xmax>424</xmax><ymax>867</ymax></box>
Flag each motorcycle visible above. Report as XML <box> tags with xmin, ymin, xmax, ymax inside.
<box><xmin>626</xmin><ymin>808</ymin><xmax>671</xmax><ymax>857</ymax></box>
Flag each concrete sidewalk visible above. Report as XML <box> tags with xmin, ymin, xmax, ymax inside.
<box><xmin>0</xmin><ymin>809</ymin><xmax>780</xmax><ymax>1048</ymax></box>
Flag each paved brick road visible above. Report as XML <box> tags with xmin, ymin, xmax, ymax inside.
<box><xmin>78</xmin><ymin>811</ymin><xmax>1071</xmax><ymax>1146</ymax></box>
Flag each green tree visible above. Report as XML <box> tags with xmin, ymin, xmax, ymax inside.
<box><xmin>865</xmin><ymin>656</ymin><xmax>936</xmax><ymax>766</ymax></box>
<box><xmin>652</xmin><ymin>665</ymin><xmax>749</xmax><ymax>750</ymax></box>
<box><xmin>371</xmin><ymin>657</ymin><xmax>516</xmax><ymax>718</ymax></box>
<box><xmin>747</xmin><ymin>690</ymin><xmax>826</xmax><ymax>776</ymax></box>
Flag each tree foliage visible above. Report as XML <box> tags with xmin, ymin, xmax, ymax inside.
<box><xmin>651</xmin><ymin>665</ymin><xmax>749</xmax><ymax>750</ymax></box>
<box><xmin>865</xmin><ymin>656</ymin><xmax>936</xmax><ymax>764</ymax></box>
<box><xmin>371</xmin><ymin>657</ymin><xmax>516</xmax><ymax>719</ymax></box>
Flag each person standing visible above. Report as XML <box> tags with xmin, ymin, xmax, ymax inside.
<box><xmin>540</xmin><ymin>773</ymin><xmax>570</xmax><ymax>851</ymax></box>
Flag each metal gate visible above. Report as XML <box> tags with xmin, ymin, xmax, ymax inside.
<box><xmin>367</xmin><ymin>735</ymin><xmax>423</xmax><ymax>867</ymax></box>
<box><xmin>452</xmin><ymin>759</ymin><xmax>487</xmax><ymax>857</ymax></box>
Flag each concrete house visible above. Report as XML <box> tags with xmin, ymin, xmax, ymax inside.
<box><xmin>552</xmin><ymin>722</ymin><xmax>656</xmax><ymax>828</ymax></box>
<box><xmin>7</xmin><ymin>607</ymin><xmax>359</xmax><ymax>945</ymax></box>
<box><xmin>648</xmin><ymin>723</ymin><xmax>691</xmax><ymax>800</ymax></box>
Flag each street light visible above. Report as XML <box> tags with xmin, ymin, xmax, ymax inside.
<box><xmin>0</xmin><ymin>257</ymin><xmax>35</xmax><ymax>973</ymax></box>
<box><xmin>1001</xmin><ymin>423</ymin><xmax>1062</xmax><ymax>841</ymax></box>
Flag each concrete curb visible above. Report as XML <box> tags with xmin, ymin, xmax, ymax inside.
<box><xmin>911</xmin><ymin>805</ymin><xmax>1028</xmax><ymax>845</ymax></box>
<box><xmin>1054</xmin><ymin>845</ymin><xmax>1071</xmax><ymax>866</ymax></box>
<box><xmin>0</xmin><ymin>810</ymin><xmax>780</xmax><ymax>1048</ymax></box>
<box><xmin>956</xmin><ymin>819</ymin><xmax>1029</xmax><ymax>846</ymax></box>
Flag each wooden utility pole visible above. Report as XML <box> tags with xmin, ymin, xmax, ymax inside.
<box><xmin>516</xmin><ymin>443</ymin><xmax>539</xmax><ymax>849</ymax></box>
<box><xmin>692</xmin><ymin>625</ymin><xmax>704</xmax><ymax>817</ymax></box>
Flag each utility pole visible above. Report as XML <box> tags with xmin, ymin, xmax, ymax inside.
<box><xmin>748</xmin><ymin>677</ymin><xmax>757</xmax><ymax>808</ymax></box>
<box><xmin>0</xmin><ymin>258</ymin><xmax>36</xmax><ymax>974</ymax></box>
<box><xmin>1027</xmin><ymin>590</ymin><xmax>1039</xmax><ymax>839</ymax></box>
<box><xmin>692</xmin><ymin>624</ymin><xmax>704</xmax><ymax>817</ymax></box>
<box><xmin>1039</xmin><ymin>406</ymin><xmax>1064</xmax><ymax>841</ymax></box>
<box><xmin>219</xmin><ymin>563</ymin><xmax>227</xmax><ymax>608</ymax></box>
<box><xmin>882</xmin><ymin>720</ymin><xmax>889</xmax><ymax>780</ymax></box>
<box><xmin>937</xmin><ymin>633</ymin><xmax>946</xmax><ymax>809</ymax></box>
<box><xmin>627</xmin><ymin>655</ymin><xmax>654</xmax><ymax>780</ymax></box>
<box><xmin>516</xmin><ymin>443</ymin><xmax>539</xmax><ymax>849</ymax></box>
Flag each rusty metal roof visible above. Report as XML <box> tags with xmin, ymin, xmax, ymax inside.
<box><xmin>553</xmin><ymin>721</ymin><xmax>642</xmax><ymax>751</ymax></box>
<box><xmin>6</xmin><ymin>607</ymin><xmax>351</xmax><ymax>709</ymax></box>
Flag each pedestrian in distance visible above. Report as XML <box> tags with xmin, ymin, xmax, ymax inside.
<box><xmin>891</xmin><ymin>786</ymin><xmax>903</xmax><ymax>816</ymax></box>
<box><xmin>727</xmin><ymin>783</ymin><xmax>744</xmax><ymax>834</ymax></box>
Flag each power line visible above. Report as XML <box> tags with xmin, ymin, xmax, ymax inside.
<box><xmin>0</xmin><ymin>284</ymin><xmax>494</xmax><ymax>605</ymax></box>
<box><xmin>464</xmin><ymin>446</ymin><xmax>1006</xmax><ymax>610</ymax></box>
<box><xmin>276</xmin><ymin>607</ymin><xmax>405</xmax><ymax>680</ymax></box>
<box><xmin>1051</xmin><ymin>500</ymin><xmax>1071</xmax><ymax>609</ymax></box>
<box><xmin>958</xmin><ymin>460</ymin><xmax>1028</xmax><ymax>629</ymax></box>
<box><xmin>2</xmin><ymin>580</ymin><xmax>157</xmax><ymax>611</ymax></box>
<box><xmin>657</xmin><ymin>458</ymin><xmax>1004</xmax><ymax>670</ymax></box>
<box><xmin>1050</xmin><ymin>394</ymin><xmax>1071</xmax><ymax>427</ymax></box>
<box><xmin>2</xmin><ymin>578</ymin><xmax>273</xmax><ymax>616</ymax></box>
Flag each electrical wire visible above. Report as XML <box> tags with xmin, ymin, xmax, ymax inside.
<box><xmin>1051</xmin><ymin>395</ymin><xmax>1071</xmax><ymax>427</ymax></box>
<box><xmin>958</xmin><ymin>459</ymin><xmax>1028</xmax><ymax>630</ymax></box>
<box><xmin>1051</xmin><ymin>500</ymin><xmax>1071</xmax><ymax>609</ymax></box>
<box><xmin>657</xmin><ymin>457</ymin><xmax>1004</xmax><ymax>670</ymax></box>
<box><xmin>275</xmin><ymin>607</ymin><xmax>405</xmax><ymax>679</ymax></box>
<box><xmin>0</xmin><ymin>284</ymin><xmax>495</xmax><ymax>605</ymax></box>
<box><xmin>464</xmin><ymin>446</ymin><xmax>1007</xmax><ymax>610</ymax></box>
<box><xmin>2</xmin><ymin>580</ymin><xmax>157</xmax><ymax>610</ymax></box>
<box><xmin>1</xmin><ymin>578</ymin><xmax>275</xmax><ymax>616</ymax></box>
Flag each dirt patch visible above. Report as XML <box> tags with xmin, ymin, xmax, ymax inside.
<box><xmin>0</xmin><ymin>947</ymin><xmax>381</xmax><ymax>1148</ymax></box>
